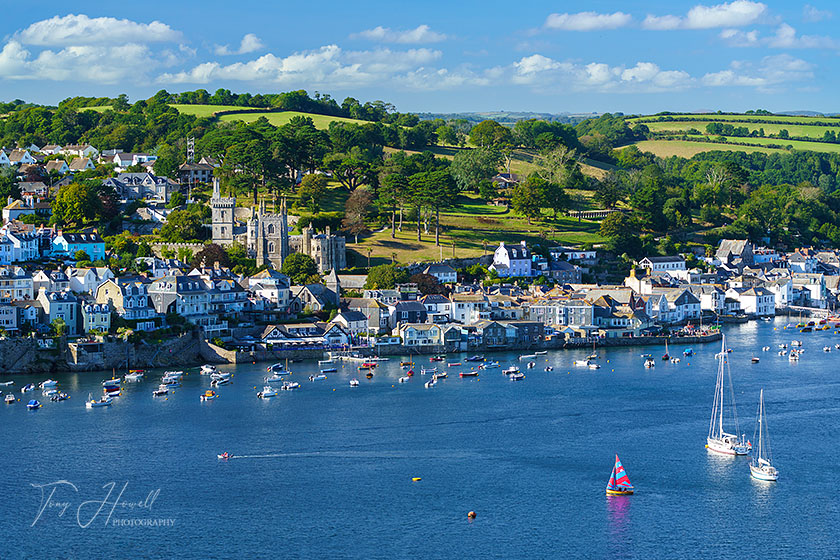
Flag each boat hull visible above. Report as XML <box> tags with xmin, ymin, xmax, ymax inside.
<box><xmin>706</xmin><ymin>437</ymin><xmax>750</xmax><ymax>456</ymax></box>
<box><xmin>606</xmin><ymin>489</ymin><xmax>634</xmax><ymax>496</ymax></box>
<box><xmin>749</xmin><ymin>464</ymin><xmax>779</xmax><ymax>482</ymax></box>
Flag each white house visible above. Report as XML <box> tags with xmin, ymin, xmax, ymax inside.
<box><xmin>0</xmin><ymin>226</ymin><xmax>39</xmax><ymax>263</ymax></box>
<box><xmin>490</xmin><ymin>241</ymin><xmax>532</xmax><ymax>278</ymax></box>
<box><xmin>788</xmin><ymin>251</ymin><xmax>817</xmax><ymax>274</ymax></box>
<box><xmin>396</xmin><ymin>323</ymin><xmax>444</xmax><ymax>347</ymax></box>
<box><xmin>449</xmin><ymin>293</ymin><xmax>490</xmax><ymax>324</ymax></box>
<box><xmin>639</xmin><ymin>255</ymin><xmax>686</xmax><ymax>273</ymax></box>
<box><xmin>727</xmin><ymin>286</ymin><xmax>775</xmax><ymax>316</ymax></box>
<box><xmin>0</xmin><ymin>151</ymin><xmax>10</xmax><ymax>166</ymax></box>
<box><xmin>549</xmin><ymin>246</ymin><xmax>597</xmax><ymax>263</ymax></box>
<box><xmin>422</xmin><ymin>263</ymin><xmax>457</xmax><ymax>284</ymax></box>
<box><xmin>765</xmin><ymin>277</ymin><xmax>792</xmax><ymax>309</ymax></box>
<box><xmin>8</xmin><ymin>150</ymin><xmax>36</xmax><ymax>166</ymax></box>
<box><xmin>420</xmin><ymin>294</ymin><xmax>452</xmax><ymax>323</ymax></box>
<box><xmin>329</xmin><ymin>310</ymin><xmax>368</xmax><ymax>335</ymax></box>
<box><xmin>68</xmin><ymin>157</ymin><xmax>95</xmax><ymax>172</ymax></box>
<box><xmin>65</xmin><ymin>267</ymin><xmax>114</xmax><ymax>294</ymax></box>
<box><xmin>61</xmin><ymin>144</ymin><xmax>99</xmax><ymax>159</ymax></box>
<box><xmin>791</xmin><ymin>273</ymin><xmax>827</xmax><ymax>308</ymax></box>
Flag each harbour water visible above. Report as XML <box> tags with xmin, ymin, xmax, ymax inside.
<box><xmin>3</xmin><ymin>317</ymin><xmax>839</xmax><ymax>559</ymax></box>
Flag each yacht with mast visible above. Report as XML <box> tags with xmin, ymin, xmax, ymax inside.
<box><xmin>749</xmin><ymin>389</ymin><xmax>779</xmax><ymax>481</ymax></box>
<box><xmin>707</xmin><ymin>335</ymin><xmax>750</xmax><ymax>456</ymax></box>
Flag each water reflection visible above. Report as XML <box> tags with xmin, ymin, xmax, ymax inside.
<box><xmin>606</xmin><ymin>494</ymin><xmax>633</xmax><ymax>558</ymax></box>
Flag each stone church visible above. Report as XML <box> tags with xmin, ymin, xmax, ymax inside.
<box><xmin>210</xmin><ymin>178</ymin><xmax>346</xmax><ymax>273</ymax></box>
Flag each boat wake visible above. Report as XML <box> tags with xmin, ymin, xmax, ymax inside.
<box><xmin>227</xmin><ymin>450</ymin><xmax>482</xmax><ymax>460</ymax></box>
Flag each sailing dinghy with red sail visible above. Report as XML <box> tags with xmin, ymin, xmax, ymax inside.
<box><xmin>606</xmin><ymin>455</ymin><xmax>635</xmax><ymax>495</ymax></box>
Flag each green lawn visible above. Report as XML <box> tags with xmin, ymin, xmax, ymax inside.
<box><xmin>170</xmin><ymin>104</ymin><xmax>264</xmax><ymax>118</ymax></box>
<box><xmin>643</xmin><ymin>120</ymin><xmax>840</xmax><ymax>139</ymax></box>
<box><xmin>79</xmin><ymin>105</ymin><xmax>114</xmax><ymax>113</ymax></box>
<box><xmin>631</xmin><ymin>139</ymin><xmax>784</xmax><ymax>158</ymax></box>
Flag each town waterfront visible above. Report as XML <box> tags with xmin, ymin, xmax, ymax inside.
<box><xmin>4</xmin><ymin>317</ymin><xmax>839</xmax><ymax>559</ymax></box>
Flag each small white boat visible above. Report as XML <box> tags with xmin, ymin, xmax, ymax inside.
<box><xmin>535</xmin><ymin>351</ymin><xmax>548</xmax><ymax>355</ymax></box>
<box><xmin>778</xmin><ymin>344</ymin><xmax>787</xmax><ymax>349</ymax></box>
<box><xmin>424</xmin><ymin>378</ymin><xmax>436</xmax><ymax>388</ymax></box>
<box><xmin>588</xmin><ymin>363</ymin><xmax>601</xmax><ymax>370</ymax></box>
<box><xmin>210</xmin><ymin>371</ymin><xmax>231</xmax><ymax>381</ymax></box>
<box><xmin>200</xmin><ymin>390</ymin><xmax>219</xmax><ymax>401</ymax></box>
<box><xmin>789</xmin><ymin>352</ymin><xmax>799</xmax><ymax>362</ymax></box>
<box><xmin>399</xmin><ymin>376</ymin><xmax>410</xmax><ymax>383</ymax></box>
<box><xmin>258</xmin><ymin>386</ymin><xmax>277</xmax><ymax>398</ymax></box>
<box><xmin>86</xmin><ymin>393</ymin><xmax>112</xmax><ymax>408</ymax></box>
<box><xmin>670</xmin><ymin>357</ymin><xmax>681</xmax><ymax>364</ymax></box>
<box><xmin>21</xmin><ymin>383</ymin><xmax>34</xmax><ymax>392</ymax></box>
<box><xmin>433</xmin><ymin>372</ymin><xmax>448</xmax><ymax>379</ymax></box>
<box><xmin>484</xmin><ymin>361</ymin><xmax>500</xmax><ymax>369</ymax></box>
<box><xmin>791</xmin><ymin>340</ymin><xmax>802</xmax><ymax>347</ymax></box>
<box><xmin>751</xmin><ymin>357</ymin><xmax>760</xmax><ymax>363</ymax></box>
<box><xmin>349</xmin><ymin>379</ymin><xmax>360</xmax><ymax>387</ymax></box>
<box><xmin>778</xmin><ymin>350</ymin><xmax>787</xmax><ymax>356</ymax></box>
<box><xmin>102</xmin><ymin>378</ymin><xmax>121</xmax><ymax>388</ymax></box>
<box><xmin>42</xmin><ymin>388</ymin><xmax>58</xmax><ymax>396</ymax></box>
<box><xmin>835</xmin><ymin>344</ymin><xmax>840</xmax><ymax>350</ymax></box>
<box><xmin>749</xmin><ymin>389</ymin><xmax>779</xmax><ymax>482</ymax></box>
<box><xmin>266</xmin><ymin>363</ymin><xmax>287</xmax><ymax>374</ymax></box>
<box><xmin>281</xmin><ymin>381</ymin><xmax>300</xmax><ymax>390</ymax></box>
<box><xmin>152</xmin><ymin>385</ymin><xmax>169</xmax><ymax>396</ymax></box>
<box><xmin>317</xmin><ymin>359</ymin><xmax>333</xmax><ymax>365</ymax></box>
<box><xmin>824</xmin><ymin>346</ymin><xmax>831</xmax><ymax>353</ymax></box>
<box><xmin>502</xmin><ymin>366</ymin><xmax>520</xmax><ymax>375</ymax></box>
<box><xmin>218</xmin><ymin>452</ymin><xmax>230</xmax><ymax>460</ymax></box>
<box><xmin>5</xmin><ymin>393</ymin><xmax>16</xmax><ymax>403</ymax></box>
<box><xmin>527</xmin><ymin>362</ymin><xmax>536</xmax><ymax>369</ymax></box>
<box><xmin>761</xmin><ymin>346</ymin><xmax>770</xmax><ymax>352</ymax></box>
<box><xmin>644</xmin><ymin>358</ymin><xmax>655</xmax><ymax>369</ymax></box>
<box><xmin>40</xmin><ymin>379</ymin><xmax>58</xmax><ymax>388</ymax></box>
<box><xmin>0</xmin><ymin>380</ymin><xmax>14</xmax><ymax>386</ymax></box>
<box><xmin>27</xmin><ymin>399</ymin><xmax>41</xmax><ymax>410</ymax></box>
<box><xmin>309</xmin><ymin>374</ymin><xmax>327</xmax><ymax>381</ymax></box>
<box><xmin>210</xmin><ymin>377</ymin><xmax>231</xmax><ymax>387</ymax></box>
<box><xmin>509</xmin><ymin>372</ymin><xmax>525</xmax><ymax>381</ymax></box>
<box><xmin>265</xmin><ymin>373</ymin><xmax>284</xmax><ymax>383</ymax></box>
<box><xmin>200</xmin><ymin>365</ymin><xmax>217</xmax><ymax>375</ymax></box>
<box><xmin>124</xmin><ymin>371</ymin><xmax>144</xmax><ymax>381</ymax></box>
<box><xmin>545</xmin><ymin>366</ymin><xmax>553</xmax><ymax>371</ymax></box>
<box><xmin>163</xmin><ymin>370</ymin><xmax>184</xmax><ymax>378</ymax></box>
<box><xmin>519</xmin><ymin>354</ymin><xmax>537</xmax><ymax>360</ymax></box>
<box><xmin>421</xmin><ymin>367</ymin><xmax>437</xmax><ymax>375</ymax></box>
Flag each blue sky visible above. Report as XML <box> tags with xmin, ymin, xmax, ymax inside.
<box><xmin>0</xmin><ymin>1</ymin><xmax>838</xmax><ymax>114</ymax></box>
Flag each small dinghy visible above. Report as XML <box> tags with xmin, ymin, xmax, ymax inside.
<box><xmin>257</xmin><ymin>386</ymin><xmax>277</xmax><ymax>398</ymax></box>
<box><xmin>200</xmin><ymin>390</ymin><xmax>218</xmax><ymax>401</ymax></box>
<box><xmin>27</xmin><ymin>399</ymin><xmax>41</xmax><ymax>410</ymax></box>
<box><xmin>349</xmin><ymin>379</ymin><xmax>360</xmax><ymax>387</ymax></box>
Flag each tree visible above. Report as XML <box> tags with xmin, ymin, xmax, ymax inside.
<box><xmin>408</xmin><ymin>273</ymin><xmax>446</xmax><ymax>295</ymax></box>
<box><xmin>511</xmin><ymin>178</ymin><xmax>545</xmax><ymax>224</ymax></box>
<box><xmin>51</xmin><ymin>182</ymin><xmax>103</xmax><ymax>227</ymax></box>
<box><xmin>536</xmin><ymin>145</ymin><xmax>578</xmax><ymax>186</ymax></box>
<box><xmin>342</xmin><ymin>188</ymin><xmax>374</xmax><ymax>242</ymax></box>
<box><xmin>50</xmin><ymin>318</ymin><xmax>67</xmax><ymax>337</ymax></box>
<box><xmin>191</xmin><ymin>243</ymin><xmax>231</xmax><ymax>268</ymax></box>
<box><xmin>323</xmin><ymin>147</ymin><xmax>376</xmax><ymax>192</ymax></box>
<box><xmin>166</xmin><ymin>192</ymin><xmax>186</xmax><ymax>209</ymax></box>
<box><xmin>297</xmin><ymin>174</ymin><xmax>328</xmax><ymax>212</ymax></box>
<box><xmin>379</xmin><ymin>173</ymin><xmax>408</xmax><ymax>238</ymax></box>
<box><xmin>74</xmin><ymin>250</ymin><xmax>90</xmax><ymax>261</ymax></box>
<box><xmin>599</xmin><ymin>212</ymin><xmax>637</xmax><ymax>255</ymax></box>
<box><xmin>159</xmin><ymin>209</ymin><xmax>207</xmax><ymax>242</ymax></box>
<box><xmin>593</xmin><ymin>172</ymin><xmax>626</xmax><ymax>209</ymax></box>
<box><xmin>450</xmin><ymin>147</ymin><xmax>503</xmax><ymax>192</ymax></box>
<box><xmin>281</xmin><ymin>253</ymin><xmax>318</xmax><ymax>284</ymax></box>
<box><xmin>364</xmin><ymin>264</ymin><xmax>408</xmax><ymax>289</ymax></box>
<box><xmin>469</xmin><ymin>120</ymin><xmax>512</xmax><ymax>149</ymax></box>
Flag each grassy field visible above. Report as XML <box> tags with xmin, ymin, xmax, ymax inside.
<box><xmin>631</xmin><ymin>140</ymin><xmax>783</xmax><ymax>158</ymax></box>
<box><xmin>170</xmin><ymin>104</ymin><xmax>266</xmax><ymax>118</ymax></box>
<box><xmin>217</xmin><ymin>110</ymin><xmax>367</xmax><ymax>130</ymax></box>
<box><xmin>642</xmin><ymin>120</ymin><xmax>840</xmax><ymax>139</ymax></box>
<box><xmin>628</xmin><ymin>113</ymin><xmax>840</xmax><ymax>125</ymax></box>
<box><xmin>682</xmin><ymin>135</ymin><xmax>840</xmax><ymax>154</ymax></box>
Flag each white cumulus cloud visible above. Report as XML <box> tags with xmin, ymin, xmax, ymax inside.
<box><xmin>702</xmin><ymin>54</ymin><xmax>813</xmax><ymax>89</ymax></box>
<box><xmin>644</xmin><ymin>1</ymin><xmax>767</xmax><ymax>30</ymax></box>
<box><xmin>544</xmin><ymin>11</ymin><xmax>632</xmax><ymax>31</ymax></box>
<box><xmin>17</xmin><ymin>14</ymin><xmax>181</xmax><ymax>46</ymax></box>
<box><xmin>721</xmin><ymin>23</ymin><xmax>840</xmax><ymax>49</ymax></box>
<box><xmin>351</xmin><ymin>25</ymin><xmax>446</xmax><ymax>44</ymax></box>
<box><xmin>803</xmin><ymin>5</ymin><xmax>832</xmax><ymax>22</ymax></box>
<box><xmin>214</xmin><ymin>33</ymin><xmax>266</xmax><ymax>55</ymax></box>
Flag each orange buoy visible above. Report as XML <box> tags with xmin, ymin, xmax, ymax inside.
<box><xmin>467</xmin><ymin>511</ymin><xmax>476</xmax><ymax>519</ymax></box>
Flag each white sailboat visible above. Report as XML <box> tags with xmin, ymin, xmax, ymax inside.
<box><xmin>749</xmin><ymin>389</ymin><xmax>779</xmax><ymax>482</ymax></box>
<box><xmin>707</xmin><ymin>335</ymin><xmax>750</xmax><ymax>456</ymax></box>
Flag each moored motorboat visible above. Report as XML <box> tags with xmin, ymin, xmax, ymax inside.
<box><xmin>320</xmin><ymin>367</ymin><xmax>338</xmax><ymax>373</ymax></box>
<box><xmin>399</xmin><ymin>376</ymin><xmax>410</xmax><ymax>383</ymax></box>
<box><xmin>86</xmin><ymin>394</ymin><xmax>112</xmax><ymax>408</ymax></box>
<box><xmin>683</xmin><ymin>348</ymin><xmax>694</xmax><ymax>356</ymax></box>
<box><xmin>265</xmin><ymin>373</ymin><xmax>284</xmax><ymax>383</ymax></box>
<box><xmin>502</xmin><ymin>366</ymin><xmax>520</xmax><ymax>375</ymax></box>
<box><xmin>544</xmin><ymin>366</ymin><xmax>553</xmax><ymax>371</ymax></box>
<box><xmin>751</xmin><ymin>357</ymin><xmax>760</xmax><ymax>363</ymax></box>
<box><xmin>210</xmin><ymin>377</ymin><xmax>231</xmax><ymax>387</ymax></box>
<box><xmin>5</xmin><ymin>393</ymin><xmax>16</xmax><ymax>403</ymax></box>
<box><xmin>218</xmin><ymin>452</ymin><xmax>230</xmax><ymax>460</ymax></box>
<box><xmin>257</xmin><ymin>386</ymin><xmax>277</xmax><ymax>398</ymax></box>
<box><xmin>465</xmin><ymin>355</ymin><xmax>485</xmax><ymax>362</ymax></box>
<box><xmin>21</xmin><ymin>383</ymin><xmax>34</xmax><ymax>392</ymax></box>
<box><xmin>200</xmin><ymin>390</ymin><xmax>218</xmax><ymax>401</ymax></box>
<box><xmin>574</xmin><ymin>359</ymin><xmax>590</xmax><ymax>367</ymax></box>
<box><xmin>644</xmin><ymin>357</ymin><xmax>655</xmax><ymax>369</ymax></box>
<box><xmin>460</xmin><ymin>370</ymin><xmax>479</xmax><ymax>377</ymax></box>
<box><xmin>309</xmin><ymin>374</ymin><xmax>327</xmax><ymax>381</ymax></box>
<box><xmin>535</xmin><ymin>351</ymin><xmax>548</xmax><ymax>355</ymax></box>
<box><xmin>266</xmin><ymin>363</ymin><xmax>286</xmax><ymax>374</ymax></box>
<box><xmin>588</xmin><ymin>362</ymin><xmax>601</xmax><ymax>370</ymax></box>
<box><xmin>430</xmin><ymin>355</ymin><xmax>446</xmax><ymax>362</ymax></box>
<box><xmin>102</xmin><ymin>378</ymin><xmax>121</xmax><ymax>388</ymax></box>
<box><xmin>421</xmin><ymin>367</ymin><xmax>437</xmax><ymax>375</ymax></box>
<box><xmin>484</xmin><ymin>361</ymin><xmax>500</xmax><ymax>369</ymax></box>
<box><xmin>125</xmin><ymin>370</ymin><xmax>144</xmax><ymax>381</ymax></box>
<box><xmin>519</xmin><ymin>354</ymin><xmax>537</xmax><ymax>360</ymax></box>
<box><xmin>50</xmin><ymin>392</ymin><xmax>69</xmax><ymax>402</ymax></box>
<box><xmin>200</xmin><ymin>364</ymin><xmax>218</xmax><ymax>375</ymax></box>
<box><xmin>527</xmin><ymin>362</ymin><xmax>536</xmax><ymax>369</ymax></box>
<box><xmin>0</xmin><ymin>380</ymin><xmax>13</xmax><ymax>386</ymax></box>
<box><xmin>27</xmin><ymin>399</ymin><xmax>41</xmax><ymax>410</ymax></box>
<box><xmin>349</xmin><ymin>379</ymin><xmax>360</xmax><ymax>387</ymax></box>
<box><xmin>509</xmin><ymin>372</ymin><xmax>525</xmax><ymax>381</ymax></box>
<box><xmin>400</xmin><ymin>361</ymin><xmax>414</xmax><ymax>367</ymax></box>
<box><xmin>424</xmin><ymin>378</ymin><xmax>436</xmax><ymax>388</ymax></box>
<box><xmin>152</xmin><ymin>385</ymin><xmax>169</xmax><ymax>396</ymax></box>
<box><xmin>281</xmin><ymin>381</ymin><xmax>300</xmax><ymax>390</ymax></box>
<box><xmin>447</xmin><ymin>362</ymin><xmax>462</xmax><ymax>367</ymax></box>
<box><xmin>433</xmin><ymin>372</ymin><xmax>448</xmax><ymax>379</ymax></box>
<box><xmin>40</xmin><ymin>379</ymin><xmax>58</xmax><ymax>389</ymax></box>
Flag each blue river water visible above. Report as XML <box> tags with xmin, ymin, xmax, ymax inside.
<box><xmin>2</xmin><ymin>317</ymin><xmax>839</xmax><ymax>559</ymax></box>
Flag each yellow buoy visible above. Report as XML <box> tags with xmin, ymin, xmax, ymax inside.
<box><xmin>467</xmin><ymin>511</ymin><xmax>476</xmax><ymax>519</ymax></box>
<box><xmin>412</xmin><ymin>477</ymin><xmax>422</xmax><ymax>482</ymax></box>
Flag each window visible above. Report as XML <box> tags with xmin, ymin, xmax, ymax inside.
<box><xmin>268</xmin><ymin>242</ymin><xmax>275</xmax><ymax>254</ymax></box>
<box><xmin>267</xmin><ymin>224</ymin><xmax>275</xmax><ymax>235</ymax></box>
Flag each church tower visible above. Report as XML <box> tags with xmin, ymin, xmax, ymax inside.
<box><xmin>210</xmin><ymin>177</ymin><xmax>235</xmax><ymax>245</ymax></box>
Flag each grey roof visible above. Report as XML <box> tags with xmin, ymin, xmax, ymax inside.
<box><xmin>423</xmin><ymin>263</ymin><xmax>457</xmax><ymax>275</ymax></box>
